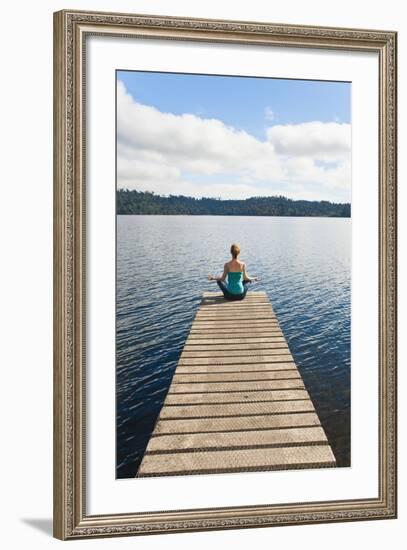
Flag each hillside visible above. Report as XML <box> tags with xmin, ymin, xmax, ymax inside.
<box><xmin>117</xmin><ymin>189</ymin><xmax>351</xmax><ymax>217</ymax></box>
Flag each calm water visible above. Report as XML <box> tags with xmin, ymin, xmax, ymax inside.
<box><xmin>116</xmin><ymin>215</ymin><xmax>351</xmax><ymax>478</ymax></box>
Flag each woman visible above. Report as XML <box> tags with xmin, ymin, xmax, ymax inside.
<box><xmin>208</xmin><ymin>243</ymin><xmax>259</xmax><ymax>301</ymax></box>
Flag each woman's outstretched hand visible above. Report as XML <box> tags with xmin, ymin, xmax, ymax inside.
<box><xmin>208</xmin><ymin>275</ymin><xmax>214</xmax><ymax>281</ymax></box>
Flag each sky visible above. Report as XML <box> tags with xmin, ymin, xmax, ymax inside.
<box><xmin>116</xmin><ymin>70</ymin><xmax>351</xmax><ymax>202</ymax></box>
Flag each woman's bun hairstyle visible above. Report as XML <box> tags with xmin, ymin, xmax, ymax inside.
<box><xmin>230</xmin><ymin>243</ymin><xmax>240</xmax><ymax>259</ymax></box>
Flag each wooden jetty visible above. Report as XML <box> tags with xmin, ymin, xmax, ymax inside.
<box><xmin>137</xmin><ymin>291</ymin><xmax>336</xmax><ymax>477</ymax></box>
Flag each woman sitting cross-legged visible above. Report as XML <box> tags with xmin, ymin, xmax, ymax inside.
<box><xmin>208</xmin><ymin>243</ymin><xmax>259</xmax><ymax>301</ymax></box>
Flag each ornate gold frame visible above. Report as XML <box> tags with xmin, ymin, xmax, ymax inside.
<box><xmin>53</xmin><ymin>9</ymin><xmax>397</xmax><ymax>540</ymax></box>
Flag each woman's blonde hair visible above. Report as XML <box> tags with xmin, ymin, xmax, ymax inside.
<box><xmin>230</xmin><ymin>243</ymin><xmax>241</xmax><ymax>259</ymax></box>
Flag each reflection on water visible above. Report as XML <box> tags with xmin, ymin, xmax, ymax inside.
<box><xmin>116</xmin><ymin>215</ymin><xmax>350</xmax><ymax>478</ymax></box>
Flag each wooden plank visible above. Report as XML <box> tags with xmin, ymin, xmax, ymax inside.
<box><xmin>195</xmin><ymin>316</ymin><xmax>275</xmax><ymax>320</ymax></box>
<box><xmin>200</xmin><ymin>302</ymin><xmax>271</xmax><ymax>306</ymax></box>
<box><xmin>196</xmin><ymin>310</ymin><xmax>273</xmax><ymax>314</ymax></box>
<box><xmin>198</xmin><ymin>304</ymin><xmax>273</xmax><ymax>309</ymax></box>
<box><xmin>176</xmin><ymin>363</ymin><xmax>297</xmax><ymax>374</ymax></box>
<box><xmin>195</xmin><ymin>308</ymin><xmax>274</xmax><ymax>312</ymax></box>
<box><xmin>192</xmin><ymin>319</ymin><xmax>279</xmax><ymax>325</ymax></box>
<box><xmin>168</xmin><ymin>379</ymin><xmax>305</xmax><ymax>393</ymax></box>
<box><xmin>137</xmin><ymin>291</ymin><xmax>336</xmax><ymax>476</ymax></box>
<box><xmin>183</xmin><ymin>341</ymin><xmax>288</xmax><ymax>350</ymax></box>
<box><xmin>153</xmin><ymin>412</ymin><xmax>321</xmax><ymax>434</ymax></box>
<box><xmin>202</xmin><ymin>290</ymin><xmax>267</xmax><ymax>299</ymax></box>
<box><xmin>190</xmin><ymin>327</ymin><xmax>281</xmax><ymax>332</ymax></box>
<box><xmin>145</xmin><ymin>427</ymin><xmax>329</xmax><ymax>453</ymax></box>
<box><xmin>185</xmin><ymin>337</ymin><xmax>287</xmax><ymax>345</ymax></box>
<box><xmin>200</xmin><ymin>304</ymin><xmax>271</xmax><ymax>309</ymax></box>
<box><xmin>188</xmin><ymin>330</ymin><xmax>284</xmax><ymax>337</ymax></box>
<box><xmin>183</xmin><ymin>344</ymin><xmax>289</xmax><ymax>352</ymax></box>
<box><xmin>193</xmin><ymin>326</ymin><xmax>279</xmax><ymax>331</ymax></box>
<box><xmin>202</xmin><ymin>294</ymin><xmax>268</xmax><ymax>300</ymax></box>
<box><xmin>190</xmin><ymin>328</ymin><xmax>280</xmax><ymax>333</ymax></box>
<box><xmin>199</xmin><ymin>308</ymin><xmax>272</xmax><ymax>313</ymax></box>
<box><xmin>173</xmin><ymin>363</ymin><xmax>302</xmax><ymax>384</ymax></box>
<box><xmin>159</xmin><ymin>400</ymin><xmax>315</xmax><ymax>419</ymax></box>
<box><xmin>137</xmin><ymin>445</ymin><xmax>336</xmax><ymax>476</ymax></box>
<box><xmin>164</xmin><ymin>389</ymin><xmax>310</xmax><ymax>405</ymax></box>
<box><xmin>192</xmin><ymin>324</ymin><xmax>280</xmax><ymax>330</ymax></box>
<box><xmin>181</xmin><ymin>352</ymin><xmax>291</xmax><ymax>363</ymax></box>
<box><xmin>178</xmin><ymin>355</ymin><xmax>294</xmax><ymax>366</ymax></box>
<box><xmin>172</xmin><ymin>371</ymin><xmax>301</xmax><ymax>383</ymax></box>
<box><xmin>199</xmin><ymin>303</ymin><xmax>275</xmax><ymax>317</ymax></box>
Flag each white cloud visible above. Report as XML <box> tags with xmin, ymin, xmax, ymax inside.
<box><xmin>266</xmin><ymin>121</ymin><xmax>351</xmax><ymax>160</ymax></box>
<box><xmin>117</xmin><ymin>80</ymin><xmax>351</xmax><ymax>202</ymax></box>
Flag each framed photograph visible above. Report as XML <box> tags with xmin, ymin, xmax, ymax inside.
<box><xmin>53</xmin><ymin>9</ymin><xmax>397</xmax><ymax>540</ymax></box>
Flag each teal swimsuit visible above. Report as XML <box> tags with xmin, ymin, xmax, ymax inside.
<box><xmin>226</xmin><ymin>271</ymin><xmax>244</xmax><ymax>295</ymax></box>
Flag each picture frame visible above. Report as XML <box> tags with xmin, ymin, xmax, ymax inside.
<box><xmin>53</xmin><ymin>9</ymin><xmax>397</xmax><ymax>540</ymax></box>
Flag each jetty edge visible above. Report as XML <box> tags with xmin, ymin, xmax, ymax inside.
<box><xmin>137</xmin><ymin>291</ymin><xmax>336</xmax><ymax>477</ymax></box>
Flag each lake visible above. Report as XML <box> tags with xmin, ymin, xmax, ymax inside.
<box><xmin>116</xmin><ymin>215</ymin><xmax>351</xmax><ymax>478</ymax></box>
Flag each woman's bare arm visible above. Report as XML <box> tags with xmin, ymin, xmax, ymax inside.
<box><xmin>208</xmin><ymin>263</ymin><xmax>228</xmax><ymax>282</ymax></box>
<box><xmin>243</xmin><ymin>263</ymin><xmax>259</xmax><ymax>282</ymax></box>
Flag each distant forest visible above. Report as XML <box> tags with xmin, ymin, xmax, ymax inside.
<box><xmin>117</xmin><ymin>189</ymin><xmax>351</xmax><ymax>217</ymax></box>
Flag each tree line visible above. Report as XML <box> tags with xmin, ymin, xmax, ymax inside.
<box><xmin>117</xmin><ymin>189</ymin><xmax>351</xmax><ymax>217</ymax></box>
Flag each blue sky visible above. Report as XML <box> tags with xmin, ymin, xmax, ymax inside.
<box><xmin>118</xmin><ymin>71</ymin><xmax>350</xmax><ymax>140</ymax></box>
<box><xmin>116</xmin><ymin>71</ymin><xmax>351</xmax><ymax>202</ymax></box>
